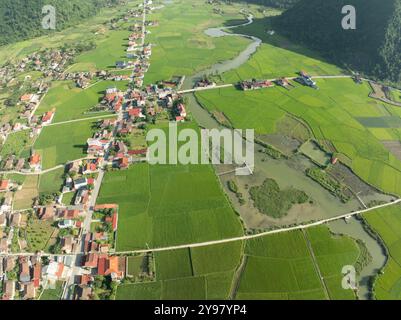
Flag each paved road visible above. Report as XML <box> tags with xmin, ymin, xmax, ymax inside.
<box><xmin>4</xmin><ymin>198</ymin><xmax>400</xmax><ymax>259</ymax></box>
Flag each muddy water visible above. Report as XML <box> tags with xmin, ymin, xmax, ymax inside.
<box><xmin>329</xmin><ymin>217</ymin><xmax>387</xmax><ymax>300</ymax></box>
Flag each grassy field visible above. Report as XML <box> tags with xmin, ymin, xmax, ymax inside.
<box><xmin>143</xmin><ymin>0</ymin><xmax>253</xmax><ymax>84</ymax></box>
<box><xmin>306</xmin><ymin>226</ymin><xmax>360</xmax><ymax>300</ymax></box>
<box><xmin>72</xmin><ymin>30</ymin><xmax>131</xmax><ymax>71</ymax></box>
<box><xmin>13</xmin><ymin>175</ymin><xmax>39</xmax><ymax>210</ymax></box>
<box><xmin>117</xmin><ymin>226</ymin><xmax>360</xmax><ymax>300</ymax></box>
<box><xmin>116</xmin><ymin>241</ymin><xmax>243</xmax><ymax>300</ymax></box>
<box><xmin>38</xmin><ymin>168</ymin><xmax>65</xmax><ymax>194</ymax></box>
<box><xmin>35</xmin><ymin>81</ymin><xmax>124</xmax><ymax>123</ymax></box>
<box><xmin>33</xmin><ymin>119</ymin><xmax>100</xmax><ymax>169</ymax></box>
<box><xmin>26</xmin><ymin>216</ymin><xmax>57</xmax><ymax>253</ymax></box>
<box><xmin>365</xmin><ymin>204</ymin><xmax>401</xmax><ymax>300</ymax></box>
<box><xmin>197</xmin><ymin>78</ymin><xmax>401</xmax><ymax>198</ymax></box>
<box><xmin>97</xmin><ymin>162</ymin><xmax>243</xmax><ymax>251</ymax></box>
<box><xmin>0</xmin><ymin>130</ymin><xmax>34</xmax><ymax>158</ymax></box>
<box><xmin>236</xmin><ymin>230</ymin><xmax>326</xmax><ymax>300</ymax></box>
<box><xmin>62</xmin><ymin>191</ymin><xmax>75</xmax><ymax>206</ymax></box>
<box><xmin>40</xmin><ymin>281</ymin><xmax>64</xmax><ymax>300</ymax></box>
<box><xmin>235</xmin><ymin>227</ymin><xmax>359</xmax><ymax>300</ymax></box>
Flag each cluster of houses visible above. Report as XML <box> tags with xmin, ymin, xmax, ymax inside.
<box><xmin>0</xmin><ymin>247</ymin><xmax>132</xmax><ymax>300</ymax></box>
<box><xmin>240</xmin><ymin>79</ymin><xmax>274</xmax><ymax>91</ymax></box>
<box><xmin>0</xmin><ymin>150</ymin><xmax>44</xmax><ymax>173</ymax></box>
<box><xmin>0</xmin><ymin>255</ymin><xmax>45</xmax><ymax>300</ymax></box>
<box><xmin>295</xmin><ymin>71</ymin><xmax>318</xmax><ymax>89</ymax></box>
<box><xmin>275</xmin><ymin>77</ymin><xmax>294</xmax><ymax>90</ymax></box>
<box><xmin>0</xmin><ymin>48</ymin><xmax>75</xmax><ymax>88</ymax></box>
<box><xmin>195</xmin><ymin>77</ymin><xmax>216</xmax><ymax>89</ymax></box>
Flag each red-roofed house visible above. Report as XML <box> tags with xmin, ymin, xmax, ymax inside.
<box><xmin>42</xmin><ymin>111</ymin><xmax>55</xmax><ymax>125</ymax></box>
<box><xmin>29</xmin><ymin>153</ymin><xmax>41</xmax><ymax>171</ymax></box>
<box><xmin>0</xmin><ymin>180</ymin><xmax>9</xmax><ymax>191</ymax></box>
<box><xmin>84</xmin><ymin>253</ymin><xmax>99</xmax><ymax>269</ymax></box>
<box><xmin>97</xmin><ymin>255</ymin><xmax>124</xmax><ymax>281</ymax></box>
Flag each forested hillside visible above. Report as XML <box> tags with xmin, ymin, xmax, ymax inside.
<box><xmin>274</xmin><ymin>0</ymin><xmax>401</xmax><ymax>82</ymax></box>
<box><xmin>0</xmin><ymin>0</ymin><xmax>122</xmax><ymax>46</ymax></box>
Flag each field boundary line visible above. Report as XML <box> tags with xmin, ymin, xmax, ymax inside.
<box><xmin>302</xmin><ymin>229</ymin><xmax>330</xmax><ymax>300</ymax></box>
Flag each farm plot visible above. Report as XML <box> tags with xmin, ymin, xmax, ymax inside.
<box><xmin>235</xmin><ymin>230</ymin><xmax>326</xmax><ymax>300</ymax></box>
<box><xmin>38</xmin><ymin>168</ymin><xmax>65</xmax><ymax>195</ymax></box>
<box><xmin>235</xmin><ymin>227</ymin><xmax>360</xmax><ymax>300</ymax></box>
<box><xmin>0</xmin><ymin>130</ymin><xmax>34</xmax><ymax>158</ymax></box>
<box><xmin>97</xmin><ymin>162</ymin><xmax>243</xmax><ymax>251</ymax></box>
<box><xmin>117</xmin><ymin>242</ymin><xmax>243</xmax><ymax>300</ymax></box>
<box><xmin>13</xmin><ymin>175</ymin><xmax>39</xmax><ymax>210</ymax></box>
<box><xmin>72</xmin><ymin>29</ymin><xmax>131</xmax><ymax>71</ymax></box>
<box><xmin>25</xmin><ymin>216</ymin><xmax>58</xmax><ymax>253</ymax></box>
<box><xmin>306</xmin><ymin>226</ymin><xmax>360</xmax><ymax>300</ymax></box>
<box><xmin>35</xmin><ymin>80</ymin><xmax>125</xmax><ymax>123</ymax></box>
<box><xmin>364</xmin><ymin>204</ymin><xmax>401</xmax><ymax>300</ymax></box>
<box><xmin>33</xmin><ymin>119</ymin><xmax>99</xmax><ymax>169</ymax></box>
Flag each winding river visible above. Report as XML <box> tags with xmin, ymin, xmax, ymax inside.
<box><xmin>182</xmin><ymin>14</ymin><xmax>388</xmax><ymax>300</ymax></box>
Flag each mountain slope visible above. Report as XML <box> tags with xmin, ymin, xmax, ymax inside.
<box><xmin>0</xmin><ymin>0</ymin><xmax>121</xmax><ymax>46</ymax></box>
<box><xmin>274</xmin><ymin>0</ymin><xmax>401</xmax><ymax>82</ymax></box>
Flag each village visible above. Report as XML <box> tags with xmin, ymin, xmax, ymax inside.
<box><xmin>0</xmin><ymin>0</ymin><xmax>190</xmax><ymax>300</ymax></box>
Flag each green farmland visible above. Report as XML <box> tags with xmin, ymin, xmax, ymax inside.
<box><xmin>33</xmin><ymin>119</ymin><xmax>102</xmax><ymax>169</ymax></box>
<box><xmin>116</xmin><ymin>241</ymin><xmax>243</xmax><ymax>300</ymax></box>
<box><xmin>365</xmin><ymin>205</ymin><xmax>401</xmax><ymax>300</ymax></box>
<box><xmin>143</xmin><ymin>0</ymin><xmax>252</xmax><ymax>84</ymax></box>
<box><xmin>117</xmin><ymin>226</ymin><xmax>361</xmax><ymax>300</ymax></box>
<box><xmin>35</xmin><ymin>80</ymin><xmax>126</xmax><ymax>123</ymax></box>
<box><xmin>0</xmin><ymin>130</ymin><xmax>34</xmax><ymax>158</ymax></box>
<box><xmin>235</xmin><ymin>227</ymin><xmax>359</xmax><ymax>300</ymax></box>
<box><xmin>97</xmin><ymin>162</ymin><xmax>243</xmax><ymax>250</ymax></box>
<box><xmin>196</xmin><ymin>78</ymin><xmax>401</xmax><ymax>198</ymax></box>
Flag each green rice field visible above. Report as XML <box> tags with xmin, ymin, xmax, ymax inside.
<box><xmin>33</xmin><ymin>118</ymin><xmax>101</xmax><ymax>169</ymax></box>
<box><xmin>365</xmin><ymin>204</ymin><xmax>401</xmax><ymax>300</ymax></box>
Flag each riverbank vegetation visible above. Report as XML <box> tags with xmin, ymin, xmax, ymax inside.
<box><xmin>249</xmin><ymin>178</ymin><xmax>309</xmax><ymax>218</ymax></box>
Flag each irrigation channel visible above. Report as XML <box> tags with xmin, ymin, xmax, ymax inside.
<box><xmin>181</xmin><ymin>14</ymin><xmax>390</xmax><ymax>300</ymax></box>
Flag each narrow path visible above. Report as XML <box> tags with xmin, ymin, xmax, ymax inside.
<box><xmin>45</xmin><ymin>114</ymin><xmax>116</xmax><ymax>127</ymax></box>
<box><xmin>3</xmin><ymin>198</ymin><xmax>400</xmax><ymax>258</ymax></box>
<box><xmin>229</xmin><ymin>254</ymin><xmax>248</xmax><ymax>300</ymax></box>
<box><xmin>302</xmin><ymin>229</ymin><xmax>330</xmax><ymax>300</ymax></box>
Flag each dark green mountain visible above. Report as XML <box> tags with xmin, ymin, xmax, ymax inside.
<box><xmin>274</xmin><ymin>0</ymin><xmax>401</xmax><ymax>82</ymax></box>
<box><xmin>0</xmin><ymin>0</ymin><xmax>121</xmax><ymax>46</ymax></box>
